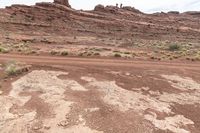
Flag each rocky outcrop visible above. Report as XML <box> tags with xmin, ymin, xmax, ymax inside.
<box><xmin>54</xmin><ymin>0</ymin><xmax>71</xmax><ymax>7</ymax></box>
<box><xmin>122</xmin><ymin>6</ymin><xmax>142</xmax><ymax>13</ymax></box>
<box><xmin>94</xmin><ymin>4</ymin><xmax>105</xmax><ymax>11</ymax></box>
<box><xmin>94</xmin><ymin>4</ymin><xmax>142</xmax><ymax>14</ymax></box>
<box><xmin>94</xmin><ymin>5</ymin><xmax>118</xmax><ymax>14</ymax></box>
<box><xmin>168</xmin><ymin>11</ymin><xmax>180</xmax><ymax>15</ymax></box>
<box><xmin>183</xmin><ymin>11</ymin><xmax>200</xmax><ymax>17</ymax></box>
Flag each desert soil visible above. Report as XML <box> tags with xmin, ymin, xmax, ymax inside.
<box><xmin>0</xmin><ymin>54</ymin><xmax>200</xmax><ymax>133</ymax></box>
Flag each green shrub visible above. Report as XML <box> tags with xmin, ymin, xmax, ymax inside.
<box><xmin>94</xmin><ymin>53</ymin><xmax>100</xmax><ymax>56</ymax></box>
<box><xmin>113</xmin><ymin>50</ymin><xmax>120</xmax><ymax>53</ymax></box>
<box><xmin>61</xmin><ymin>51</ymin><xmax>68</xmax><ymax>56</ymax></box>
<box><xmin>78</xmin><ymin>53</ymin><xmax>84</xmax><ymax>56</ymax></box>
<box><xmin>124</xmin><ymin>52</ymin><xmax>131</xmax><ymax>55</ymax></box>
<box><xmin>0</xmin><ymin>47</ymin><xmax>9</xmax><ymax>53</ymax></box>
<box><xmin>87</xmin><ymin>53</ymin><xmax>92</xmax><ymax>56</ymax></box>
<box><xmin>50</xmin><ymin>50</ymin><xmax>58</xmax><ymax>55</ymax></box>
<box><xmin>4</xmin><ymin>61</ymin><xmax>31</xmax><ymax>76</ymax></box>
<box><xmin>5</xmin><ymin>61</ymin><xmax>17</xmax><ymax>76</ymax></box>
<box><xmin>168</xmin><ymin>44</ymin><xmax>181</xmax><ymax>51</ymax></box>
<box><xmin>114</xmin><ymin>53</ymin><xmax>121</xmax><ymax>57</ymax></box>
<box><xmin>93</xmin><ymin>48</ymin><xmax>102</xmax><ymax>52</ymax></box>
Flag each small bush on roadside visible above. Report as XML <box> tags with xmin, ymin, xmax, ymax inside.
<box><xmin>87</xmin><ymin>53</ymin><xmax>92</xmax><ymax>56</ymax></box>
<box><xmin>113</xmin><ymin>50</ymin><xmax>120</xmax><ymax>53</ymax></box>
<box><xmin>61</xmin><ymin>51</ymin><xmax>68</xmax><ymax>56</ymax></box>
<box><xmin>94</xmin><ymin>53</ymin><xmax>100</xmax><ymax>56</ymax></box>
<box><xmin>168</xmin><ymin>44</ymin><xmax>181</xmax><ymax>51</ymax></box>
<box><xmin>114</xmin><ymin>53</ymin><xmax>121</xmax><ymax>58</ymax></box>
<box><xmin>78</xmin><ymin>53</ymin><xmax>84</xmax><ymax>56</ymax></box>
<box><xmin>93</xmin><ymin>48</ymin><xmax>102</xmax><ymax>52</ymax></box>
<box><xmin>4</xmin><ymin>61</ymin><xmax>31</xmax><ymax>76</ymax></box>
<box><xmin>0</xmin><ymin>47</ymin><xmax>9</xmax><ymax>53</ymax></box>
<box><xmin>124</xmin><ymin>52</ymin><xmax>131</xmax><ymax>55</ymax></box>
<box><xmin>5</xmin><ymin>61</ymin><xmax>17</xmax><ymax>76</ymax></box>
<box><xmin>50</xmin><ymin>50</ymin><xmax>58</xmax><ymax>55</ymax></box>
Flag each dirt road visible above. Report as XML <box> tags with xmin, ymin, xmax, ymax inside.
<box><xmin>0</xmin><ymin>54</ymin><xmax>200</xmax><ymax>69</ymax></box>
<box><xmin>0</xmin><ymin>54</ymin><xmax>200</xmax><ymax>133</ymax></box>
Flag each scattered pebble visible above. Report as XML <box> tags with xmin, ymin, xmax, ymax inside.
<box><xmin>85</xmin><ymin>108</ymin><xmax>100</xmax><ymax>113</ymax></box>
<box><xmin>58</xmin><ymin>120</ymin><xmax>69</xmax><ymax>127</ymax></box>
<box><xmin>125</xmin><ymin>72</ymin><xmax>130</xmax><ymax>76</ymax></box>
<box><xmin>32</xmin><ymin>126</ymin><xmax>42</xmax><ymax>130</ymax></box>
<box><xmin>44</xmin><ymin>125</ymin><xmax>51</xmax><ymax>130</ymax></box>
<box><xmin>141</xmin><ymin>87</ymin><xmax>150</xmax><ymax>91</ymax></box>
<box><xmin>149</xmin><ymin>90</ymin><xmax>160</xmax><ymax>96</ymax></box>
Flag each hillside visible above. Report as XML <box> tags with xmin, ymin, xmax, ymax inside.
<box><xmin>0</xmin><ymin>1</ymin><xmax>200</xmax><ymax>60</ymax></box>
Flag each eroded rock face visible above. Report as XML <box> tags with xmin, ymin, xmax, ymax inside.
<box><xmin>54</xmin><ymin>0</ymin><xmax>71</xmax><ymax>7</ymax></box>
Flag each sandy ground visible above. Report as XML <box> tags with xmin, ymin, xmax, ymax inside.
<box><xmin>0</xmin><ymin>54</ymin><xmax>200</xmax><ymax>133</ymax></box>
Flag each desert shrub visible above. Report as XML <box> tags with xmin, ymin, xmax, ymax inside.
<box><xmin>78</xmin><ymin>53</ymin><xmax>83</xmax><ymax>56</ymax></box>
<box><xmin>114</xmin><ymin>53</ymin><xmax>121</xmax><ymax>57</ymax></box>
<box><xmin>113</xmin><ymin>50</ymin><xmax>120</xmax><ymax>53</ymax></box>
<box><xmin>87</xmin><ymin>53</ymin><xmax>92</xmax><ymax>56</ymax></box>
<box><xmin>102</xmin><ymin>48</ymin><xmax>111</xmax><ymax>51</ymax></box>
<box><xmin>124</xmin><ymin>51</ymin><xmax>131</xmax><ymax>54</ymax></box>
<box><xmin>4</xmin><ymin>61</ymin><xmax>30</xmax><ymax>76</ymax></box>
<box><xmin>195</xmin><ymin>56</ymin><xmax>200</xmax><ymax>61</ymax></box>
<box><xmin>168</xmin><ymin>44</ymin><xmax>181</xmax><ymax>51</ymax></box>
<box><xmin>5</xmin><ymin>61</ymin><xmax>17</xmax><ymax>76</ymax></box>
<box><xmin>94</xmin><ymin>53</ymin><xmax>100</xmax><ymax>56</ymax></box>
<box><xmin>61</xmin><ymin>51</ymin><xmax>68</xmax><ymax>56</ymax></box>
<box><xmin>50</xmin><ymin>50</ymin><xmax>58</xmax><ymax>55</ymax></box>
<box><xmin>150</xmin><ymin>56</ymin><xmax>155</xmax><ymax>60</ymax></box>
<box><xmin>0</xmin><ymin>47</ymin><xmax>9</xmax><ymax>53</ymax></box>
<box><xmin>30</xmin><ymin>50</ymin><xmax>37</xmax><ymax>54</ymax></box>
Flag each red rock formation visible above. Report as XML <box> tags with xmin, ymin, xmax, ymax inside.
<box><xmin>54</xmin><ymin>0</ymin><xmax>71</xmax><ymax>7</ymax></box>
<box><xmin>1</xmin><ymin>2</ymin><xmax>200</xmax><ymax>45</ymax></box>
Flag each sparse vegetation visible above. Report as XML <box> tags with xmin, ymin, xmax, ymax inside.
<box><xmin>168</xmin><ymin>44</ymin><xmax>181</xmax><ymax>51</ymax></box>
<box><xmin>113</xmin><ymin>50</ymin><xmax>121</xmax><ymax>53</ymax></box>
<box><xmin>3</xmin><ymin>61</ymin><xmax>30</xmax><ymax>76</ymax></box>
<box><xmin>124</xmin><ymin>51</ymin><xmax>131</xmax><ymax>55</ymax></box>
<box><xmin>4</xmin><ymin>61</ymin><xmax>17</xmax><ymax>76</ymax></box>
<box><xmin>87</xmin><ymin>53</ymin><xmax>92</xmax><ymax>56</ymax></box>
<box><xmin>78</xmin><ymin>53</ymin><xmax>84</xmax><ymax>56</ymax></box>
<box><xmin>50</xmin><ymin>50</ymin><xmax>59</xmax><ymax>55</ymax></box>
<box><xmin>0</xmin><ymin>47</ymin><xmax>9</xmax><ymax>53</ymax></box>
<box><xmin>61</xmin><ymin>51</ymin><xmax>68</xmax><ymax>56</ymax></box>
<box><xmin>114</xmin><ymin>53</ymin><xmax>121</xmax><ymax>57</ymax></box>
<box><xmin>93</xmin><ymin>48</ymin><xmax>102</xmax><ymax>52</ymax></box>
<box><xmin>94</xmin><ymin>53</ymin><xmax>100</xmax><ymax>56</ymax></box>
